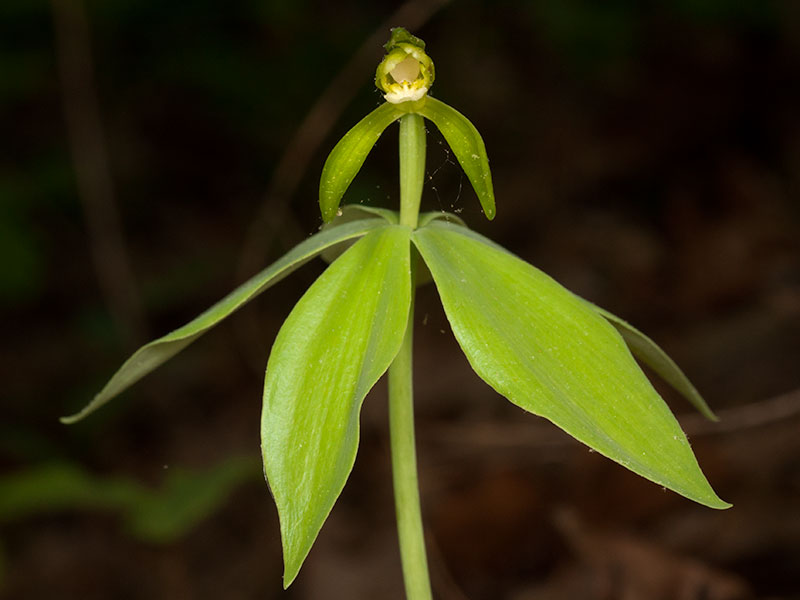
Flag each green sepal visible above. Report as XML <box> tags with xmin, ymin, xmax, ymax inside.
<box><xmin>319</xmin><ymin>103</ymin><xmax>406</xmax><ymax>223</ymax></box>
<box><xmin>587</xmin><ymin>304</ymin><xmax>718</xmax><ymax>421</ymax></box>
<box><xmin>261</xmin><ymin>225</ymin><xmax>412</xmax><ymax>587</ymax></box>
<box><xmin>412</xmin><ymin>220</ymin><xmax>729</xmax><ymax>509</ymax></box>
<box><xmin>383</xmin><ymin>27</ymin><xmax>426</xmax><ymax>52</ymax></box>
<box><xmin>61</xmin><ymin>218</ymin><xmax>388</xmax><ymax>424</ymax></box>
<box><xmin>416</xmin><ymin>97</ymin><xmax>496</xmax><ymax>220</ymax></box>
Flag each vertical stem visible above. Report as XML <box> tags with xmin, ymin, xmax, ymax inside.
<box><xmin>389</xmin><ymin>112</ymin><xmax>432</xmax><ymax>600</ymax></box>
<box><xmin>389</xmin><ymin>288</ymin><xmax>431</xmax><ymax>599</ymax></box>
<box><xmin>398</xmin><ymin>113</ymin><xmax>426</xmax><ymax>228</ymax></box>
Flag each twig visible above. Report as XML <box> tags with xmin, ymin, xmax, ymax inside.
<box><xmin>423</xmin><ymin>388</ymin><xmax>800</xmax><ymax>453</ymax></box>
<box><xmin>680</xmin><ymin>387</ymin><xmax>800</xmax><ymax>436</ymax></box>
<box><xmin>51</xmin><ymin>0</ymin><xmax>147</xmax><ymax>346</ymax></box>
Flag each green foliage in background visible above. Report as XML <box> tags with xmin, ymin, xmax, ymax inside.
<box><xmin>0</xmin><ymin>457</ymin><xmax>259</xmax><ymax>543</ymax></box>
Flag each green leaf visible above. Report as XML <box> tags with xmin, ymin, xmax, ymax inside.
<box><xmin>319</xmin><ymin>102</ymin><xmax>406</xmax><ymax>222</ymax></box>
<box><xmin>412</xmin><ymin>221</ymin><xmax>728</xmax><ymax>509</ymax></box>
<box><xmin>588</xmin><ymin>304</ymin><xmax>718</xmax><ymax>421</ymax></box>
<box><xmin>416</xmin><ymin>96</ymin><xmax>496</xmax><ymax>220</ymax></box>
<box><xmin>62</xmin><ymin>218</ymin><xmax>387</xmax><ymax>424</ymax></box>
<box><xmin>261</xmin><ymin>225</ymin><xmax>412</xmax><ymax>587</ymax></box>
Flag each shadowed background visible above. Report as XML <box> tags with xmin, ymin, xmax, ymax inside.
<box><xmin>2</xmin><ymin>0</ymin><xmax>799</xmax><ymax>598</ymax></box>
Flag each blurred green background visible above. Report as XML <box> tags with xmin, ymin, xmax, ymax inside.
<box><xmin>2</xmin><ymin>1</ymin><xmax>799</xmax><ymax>598</ymax></box>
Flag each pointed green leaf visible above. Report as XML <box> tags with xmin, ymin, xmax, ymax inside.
<box><xmin>261</xmin><ymin>225</ymin><xmax>412</xmax><ymax>587</ymax></box>
<box><xmin>62</xmin><ymin>218</ymin><xmax>388</xmax><ymax>424</ymax></box>
<box><xmin>416</xmin><ymin>96</ymin><xmax>496</xmax><ymax>220</ymax></box>
<box><xmin>588</xmin><ymin>304</ymin><xmax>718</xmax><ymax>421</ymax></box>
<box><xmin>412</xmin><ymin>221</ymin><xmax>728</xmax><ymax>509</ymax></box>
<box><xmin>319</xmin><ymin>102</ymin><xmax>406</xmax><ymax>222</ymax></box>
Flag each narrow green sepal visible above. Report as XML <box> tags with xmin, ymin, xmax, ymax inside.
<box><xmin>319</xmin><ymin>102</ymin><xmax>406</xmax><ymax>223</ymax></box>
<box><xmin>383</xmin><ymin>27</ymin><xmax>426</xmax><ymax>52</ymax></box>
<box><xmin>416</xmin><ymin>97</ymin><xmax>496</xmax><ymax>220</ymax></box>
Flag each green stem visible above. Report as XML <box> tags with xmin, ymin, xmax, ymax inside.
<box><xmin>388</xmin><ymin>112</ymin><xmax>432</xmax><ymax>600</ymax></box>
<box><xmin>398</xmin><ymin>113</ymin><xmax>426</xmax><ymax>228</ymax></box>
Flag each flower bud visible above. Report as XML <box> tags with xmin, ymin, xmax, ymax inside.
<box><xmin>375</xmin><ymin>28</ymin><xmax>435</xmax><ymax>104</ymax></box>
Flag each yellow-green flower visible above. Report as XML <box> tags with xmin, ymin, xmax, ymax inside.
<box><xmin>375</xmin><ymin>27</ymin><xmax>435</xmax><ymax>104</ymax></box>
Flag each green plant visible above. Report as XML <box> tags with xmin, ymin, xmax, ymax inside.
<box><xmin>64</xmin><ymin>27</ymin><xmax>729</xmax><ymax>599</ymax></box>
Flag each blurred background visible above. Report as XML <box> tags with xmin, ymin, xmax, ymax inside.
<box><xmin>2</xmin><ymin>0</ymin><xmax>799</xmax><ymax>598</ymax></box>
